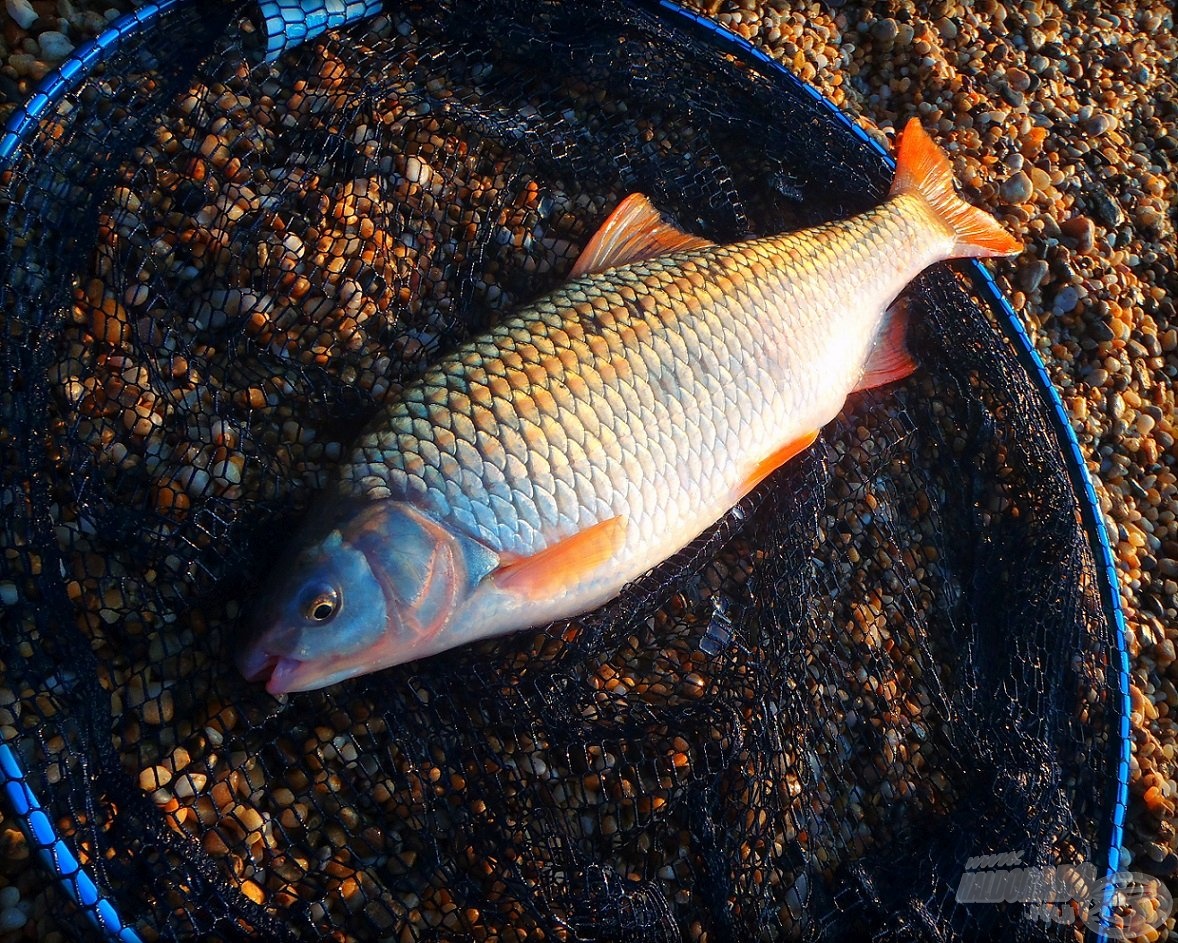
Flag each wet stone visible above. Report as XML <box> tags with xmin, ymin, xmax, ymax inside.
<box><xmin>1087</xmin><ymin>190</ymin><xmax>1125</xmax><ymax>229</ymax></box>
<box><xmin>1060</xmin><ymin>215</ymin><xmax>1095</xmax><ymax>252</ymax></box>
<box><xmin>999</xmin><ymin>171</ymin><xmax>1033</xmax><ymax>204</ymax></box>
<box><xmin>1019</xmin><ymin>259</ymin><xmax>1049</xmax><ymax>293</ymax></box>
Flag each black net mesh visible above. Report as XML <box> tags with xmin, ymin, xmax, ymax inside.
<box><xmin>0</xmin><ymin>1</ymin><xmax>1123</xmax><ymax>940</ymax></box>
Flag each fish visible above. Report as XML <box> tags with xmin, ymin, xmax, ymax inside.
<box><xmin>238</xmin><ymin>118</ymin><xmax>1020</xmax><ymax>695</ymax></box>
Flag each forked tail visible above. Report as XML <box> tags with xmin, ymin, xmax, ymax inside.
<box><xmin>890</xmin><ymin>118</ymin><xmax>1022</xmax><ymax>259</ymax></box>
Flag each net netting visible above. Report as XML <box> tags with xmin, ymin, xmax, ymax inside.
<box><xmin>0</xmin><ymin>0</ymin><xmax>1124</xmax><ymax>940</ymax></box>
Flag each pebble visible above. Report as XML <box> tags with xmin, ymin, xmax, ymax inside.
<box><xmin>35</xmin><ymin>30</ymin><xmax>73</xmax><ymax>61</ymax></box>
<box><xmin>870</xmin><ymin>18</ymin><xmax>897</xmax><ymax>46</ymax></box>
<box><xmin>999</xmin><ymin>170</ymin><xmax>1033</xmax><ymax>204</ymax></box>
<box><xmin>1083</xmin><ymin>113</ymin><xmax>1115</xmax><ymax>136</ymax></box>
<box><xmin>0</xmin><ymin>908</ymin><xmax>27</xmax><ymax>932</ymax></box>
<box><xmin>1051</xmin><ymin>285</ymin><xmax>1081</xmax><ymax>316</ymax></box>
<box><xmin>1004</xmin><ymin>67</ymin><xmax>1031</xmax><ymax>92</ymax></box>
<box><xmin>2</xmin><ymin>0</ymin><xmax>1176</xmax><ymax>940</ymax></box>
<box><xmin>1059</xmin><ymin>215</ymin><xmax>1095</xmax><ymax>252</ymax></box>
<box><xmin>1088</xmin><ymin>190</ymin><xmax>1125</xmax><ymax>229</ymax></box>
<box><xmin>1018</xmin><ymin>259</ymin><xmax>1049</xmax><ymax>293</ymax></box>
<box><xmin>1156</xmin><ymin>853</ymin><xmax>1178</xmax><ymax>877</ymax></box>
<box><xmin>4</xmin><ymin>0</ymin><xmax>37</xmax><ymax>30</ymax></box>
<box><xmin>1088</xmin><ymin>319</ymin><xmax>1114</xmax><ymax>343</ymax></box>
<box><xmin>7</xmin><ymin>52</ymin><xmax>51</xmax><ymax>81</ymax></box>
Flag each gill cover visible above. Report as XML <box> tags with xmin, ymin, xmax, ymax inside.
<box><xmin>345</xmin><ymin>500</ymin><xmax>501</xmax><ymax>646</ymax></box>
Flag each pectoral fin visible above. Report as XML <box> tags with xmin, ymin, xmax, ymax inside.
<box><xmin>735</xmin><ymin>431</ymin><xmax>819</xmax><ymax>501</ymax></box>
<box><xmin>853</xmin><ymin>297</ymin><xmax>918</xmax><ymax>392</ymax></box>
<box><xmin>493</xmin><ymin>516</ymin><xmax>626</xmax><ymax>599</ymax></box>
<box><xmin>570</xmin><ymin>194</ymin><xmax>714</xmax><ymax>278</ymax></box>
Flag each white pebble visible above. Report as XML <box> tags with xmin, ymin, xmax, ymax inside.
<box><xmin>175</xmin><ymin>465</ymin><xmax>211</xmax><ymax>498</ymax></box>
<box><xmin>404</xmin><ymin>155</ymin><xmax>432</xmax><ymax>188</ymax></box>
<box><xmin>123</xmin><ymin>283</ymin><xmax>150</xmax><ymax>309</ymax></box>
<box><xmin>0</xmin><ymin>887</ymin><xmax>18</xmax><ymax>909</ymax></box>
<box><xmin>210</xmin><ymin>457</ymin><xmax>243</xmax><ymax>486</ymax></box>
<box><xmin>0</xmin><ymin>582</ymin><xmax>17</xmax><ymax>606</ymax></box>
<box><xmin>173</xmin><ymin>772</ymin><xmax>208</xmax><ymax>799</ymax></box>
<box><xmin>37</xmin><ymin>30</ymin><xmax>75</xmax><ymax>62</ymax></box>
<box><xmin>5</xmin><ymin>0</ymin><xmax>37</xmax><ymax>30</ymax></box>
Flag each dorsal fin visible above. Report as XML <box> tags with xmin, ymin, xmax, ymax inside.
<box><xmin>569</xmin><ymin>194</ymin><xmax>714</xmax><ymax>278</ymax></box>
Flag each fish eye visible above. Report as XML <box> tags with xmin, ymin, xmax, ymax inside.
<box><xmin>303</xmin><ymin>588</ymin><xmax>340</xmax><ymax>623</ymax></box>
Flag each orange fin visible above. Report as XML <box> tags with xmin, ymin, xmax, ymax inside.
<box><xmin>493</xmin><ymin>516</ymin><xmax>626</xmax><ymax>599</ymax></box>
<box><xmin>735</xmin><ymin>431</ymin><xmax>819</xmax><ymax>501</ymax></box>
<box><xmin>890</xmin><ymin>118</ymin><xmax>1022</xmax><ymax>259</ymax></box>
<box><xmin>853</xmin><ymin>297</ymin><xmax>918</xmax><ymax>392</ymax></box>
<box><xmin>569</xmin><ymin>193</ymin><xmax>714</xmax><ymax>278</ymax></box>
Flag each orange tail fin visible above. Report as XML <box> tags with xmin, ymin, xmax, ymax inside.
<box><xmin>890</xmin><ymin>118</ymin><xmax>1022</xmax><ymax>259</ymax></box>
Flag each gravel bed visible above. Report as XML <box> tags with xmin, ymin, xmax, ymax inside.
<box><xmin>0</xmin><ymin>0</ymin><xmax>1174</xmax><ymax>940</ymax></box>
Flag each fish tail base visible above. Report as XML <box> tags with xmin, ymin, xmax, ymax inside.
<box><xmin>890</xmin><ymin>118</ymin><xmax>1022</xmax><ymax>259</ymax></box>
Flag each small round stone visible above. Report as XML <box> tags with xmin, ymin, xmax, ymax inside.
<box><xmin>999</xmin><ymin>171</ymin><xmax>1033</xmax><ymax>204</ymax></box>
<box><xmin>1051</xmin><ymin>285</ymin><xmax>1080</xmax><ymax>315</ymax></box>
<box><xmin>1083</xmin><ymin>113</ymin><xmax>1115</xmax><ymax>135</ymax></box>
<box><xmin>1060</xmin><ymin>216</ymin><xmax>1095</xmax><ymax>252</ymax></box>
<box><xmin>35</xmin><ymin>31</ymin><xmax>74</xmax><ymax>62</ymax></box>
<box><xmin>1005</xmin><ymin>67</ymin><xmax>1031</xmax><ymax>92</ymax></box>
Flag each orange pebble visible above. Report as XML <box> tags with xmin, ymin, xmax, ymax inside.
<box><xmin>1143</xmin><ymin>785</ymin><xmax>1174</xmax><ymax>816</ymax></box>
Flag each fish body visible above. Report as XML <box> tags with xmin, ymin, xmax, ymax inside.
<box><xmin>240</xmin><ymin>119</ymin><xmax>1019</xmax><ymax>694</ymax></box>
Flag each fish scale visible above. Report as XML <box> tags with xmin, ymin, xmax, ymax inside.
<box><xmin>340</xmin><ymin>201</ymin><xmax>931</xmax><ymax>570</ymax></box>
<box><xmin>242</xmin><ymin>119</ymin><xmax>1021</xmax><ymax>693</ymax></box>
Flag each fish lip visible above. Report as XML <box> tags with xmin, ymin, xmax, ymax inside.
<box><xmin>265</xmin><ymin>656</ymin><xmax>308</xmax><ymax>696</ymax></box>
<box><xmin>237</xmin><ymin>646</ymin><xmax>306</xmax><ymax>696</ymax></box>
<box><xmin>238</xmin><ymin>646</ymin><xmax>279</xmax><ymax>685</ymax></box>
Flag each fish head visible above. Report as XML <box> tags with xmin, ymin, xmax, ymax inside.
<box><xmin>239</xmin><ymin>500</ymin><xmax>499</xmax><ymax>695</ymax></box>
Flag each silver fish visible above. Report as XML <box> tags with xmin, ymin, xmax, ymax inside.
<box><xmin>239</xmin><ymin>118</ymin><xmax>1020</xmax><ymax>693</ymax></box>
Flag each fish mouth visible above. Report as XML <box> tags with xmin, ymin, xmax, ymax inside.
<box><xmin>237</xmin><ymin>647</ymin><xmax>304</xmax><ymax>696</ymax></box>
<box><xmin>237</xmin><ymin>645</ymin><xmax>276</xmax><ymax>683</ymax></box>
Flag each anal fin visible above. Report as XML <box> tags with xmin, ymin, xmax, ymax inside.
<box><xmin>570</xmin><ymin>194</ymin><xmax>714</xmax><ymax>278</ymax></box>
<box><xmin>493</xmin><ymin>516</ymin><xmax>626</xmax><ymax>599</ymax></box>
<box><xmin>853</xmin><ymin>297</ymin><xmax>918</xmax><ymax>393</ymax></box>
<box><xmin>735</xmin><ymin>431</ymin><xmax>820</xmax><ymax>501</ymax></box>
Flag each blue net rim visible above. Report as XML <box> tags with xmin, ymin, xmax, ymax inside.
<box><xmin>0</xmin><ymin>745</ymin><xmax>144</xmax><ymax>941</ymax></box>
<box><xmin>0</xmin><ymin>1</ymin><xmax>1132</xmax><ymax>939</ymax></box>
<box><xmin>0</xmin><ymin>0</ymin><xmax>184</xmax><ymax>166</ymax></box>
